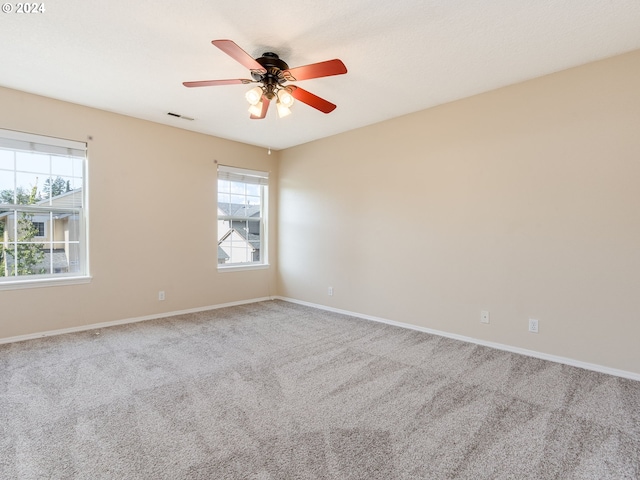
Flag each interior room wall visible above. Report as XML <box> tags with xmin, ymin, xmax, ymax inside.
<box><xmin>277</xmin><ymin>50</ymin><xmax>640</xmax><ymax>375</ymax></box>
<box><xmin>0</xmin><ymin>86</ymin><xmax>278</xmax><ymax>339</ymax></box>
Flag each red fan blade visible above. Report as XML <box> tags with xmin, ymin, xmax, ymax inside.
<box><xmin>183</xmin><ymin>79</ymin><xmax>253</xmax><ymax>88</ymax></box>
<box><xmin>288</xmin><ymin>86</ymin><xmax>336</xmax><ymax>114</ymax></box>
<box><xmin>284</xmin><ymin>59</ymin><xmax>347</xmax><ymax>81</ymax></box>
<box><xmin>212</xmin><ymin>39</ymin><xmax>266</xmax><ymax>73</ymax></box>
<box><xmin>250</xmin><ymin>97</ymin><xmax>270</xmax><ymax>119</ymax></box>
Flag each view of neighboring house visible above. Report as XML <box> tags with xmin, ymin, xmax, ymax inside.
<box><xmin>0</xmin><ymin>188</ymin><xmax>82</xmax><ymax>276</ymax></box>
<box><xmin>217</xmin><ymin>203</ymin><xmax>261</xmax><ymax>264</ymax></box>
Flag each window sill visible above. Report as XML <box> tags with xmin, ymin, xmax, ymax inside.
<box><xmin>218</xmin><ymin>263</ymin><xmax>270</xmax><ymax>273</ymax></box>
<box><xmin>0</xmin><ymin>275</ymin><xmax>92</xmax><ymax>291</ymax></box>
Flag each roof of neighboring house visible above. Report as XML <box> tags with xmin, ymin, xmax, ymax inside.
<box><xmin>217</xmin><ymin>246</ymin><xmax>229</xmax><ymax>261</ymax></box>
<box><xmin>244</xmin><ymin>231</ymin><xmax>260</xmax><ymax>250</ymax></box>
<box><xmin>218</xmin><ymin>228</ymin><xmax>260</xmax><ymax>251</ymax></box>
<box><xmin>37</xmin><ymin>188</ymin><xmax>83</xmax><ymax>208</ymax></box>
<box><xmin>0</xmin><ymin>188</ymin><xmax>83</xmax><ymax>218</ymax></box>
<box><xmin>217</xmin><ymin>203</ymin><xmax>261</xmax><ymax>218</ymax></box>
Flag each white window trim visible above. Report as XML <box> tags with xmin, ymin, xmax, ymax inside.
<box><xmin>0</xmin><ymin>275</ymin><xmax>92</xmax><ymax>291</ymax></box>
<box><xmin>218</xmin><ymin>263</ymin><xmax>270</xmax><ymax>273</ymax></box>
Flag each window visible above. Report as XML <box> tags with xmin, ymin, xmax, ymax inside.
<box><xmin>217</xmin><ymin>165</ymin><xmax>268</xmax><ymax>268</ymax></box>
<box><xmin>33</xmin><ymin>222</ymin><xmax>45</xmax><ymax>237</ymax></box>
<box><xmin>0</xmin><ymin>128</ymin><xmax>88</xmax><ymax>287</ymax></box>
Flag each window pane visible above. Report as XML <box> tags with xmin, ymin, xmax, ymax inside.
<box><xmin>66</xmin><ymin>213</ymin><xmax>81</xmax><ymax>242</ymax></box>
<box><xmin>230</xmin><ymin>181</ymin><xmax>245</xmax><ymax>195</ymax></box>
<box><xmin>15</xmin><ymin>172</ymin><xmax>40</xmax><ymax>204</ymax></box>
<box><xmin>218</xmin><ymin>179</ymin><xmax>230</xmax><ymax>192</ymax></box>
<box><xmin>3</xmin><ymin>242</ymin><xmax>46</xmax><ymax>276</ymax></box>
<box><xmin>41</xmin><ymin>176</ymin><xmax>81</xmax><ymax>205</ymax></box>
<box><xmin>9</xmin><ymin>211</ymin><xmax>43</xmax><ymax>242</ymax></box>
<box><xmin>44</xmin><ymin>176</ymin><xmax>68</xmax><ymax>199</ymax></box>
<box><xmin>246</xmin><ymin>184</ymin><xmax>260</xmax><ymax>196</ymax></box>
<box><xmin>218</xmin><ymin>220</ymin><xmax>256</xmax><ymax>264</ymax></box>
<box><xmin>0</xmin><ymin>149</ymin><xmax>13</xmax><ymax>169</ymax></box>
<box><xmin>66</xmin><ymin>242</ymin><xmax>82</xmax><ymax>273</ymax></box>
<box><xmin>62</xmin><ymin>189</ymin><xmax>83</xmax><ymax>208</ymax></box>
<box><xmin>217</xmin><ymin>216</ymin><xmax>230</xmax><ymax>242</ymax></box>
<box><xmin>230</xmin><ymin>194</ymin><xmax>245</xmax><ymax>205</ymax></box>
<box><xmin>15</xmin><ymin>151</ymin><xmax>50</xmax><ymax>174</ymax></box>
<box><xmin>51</xmin><ymin>156</ymin><xmax>83</xmax><ymax>178</ymax></box>
<box><xmin>246</xmin><ymin>194</ymin><xmax>261</xmax><ymax>206</ymax></box>
<box><xmin>2</xmin><ymin>211</ymin><xmax>16</xmax><ymax>241</ymax></box>
<box><xmin>0</xmin><ymin>170</ymin><xmax>14</xmax><ymax>200</ymax></box>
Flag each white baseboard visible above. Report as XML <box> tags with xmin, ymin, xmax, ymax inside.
<box><xmin>4</xmin><ymin>294</ymin><xmax>638</xmax><ymax>382</ymax></box>
<box><xmin>0</xmin><ymin>296</ymin><xmax>273</xmax><ymax>346</ymax></box>
<box><xmin>274</xmin><ymin>296</ymin><xmax>640</xmax><ymax>382</ymax></box>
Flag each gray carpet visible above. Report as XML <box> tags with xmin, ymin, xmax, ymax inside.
<box><xmin>1</xmin><ymin>300</ymin><xmax>639</xmax><ymax>479</ymax></box>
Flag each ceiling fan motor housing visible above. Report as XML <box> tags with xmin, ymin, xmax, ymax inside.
<box><xmin>252</xmin><ymin>52</ymin><xmax>290</xmax><ymax>99</ymax></box>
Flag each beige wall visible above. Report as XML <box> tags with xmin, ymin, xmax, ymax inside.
<box><xmin>0</xmin><ymin>86</ymin><xmax>278</xmax><ymax>338</ymax></box>
<box><xmin>278</xmin><ymin>50</ymin><xmax>640</xmax><ymax>374</ymax></box>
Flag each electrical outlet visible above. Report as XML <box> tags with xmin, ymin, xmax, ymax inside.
<box><xmin>528</xmin><ymin>318</ymin><xmax>539</xmax><ymax>333</ymax></box>
<box><xmin>328</xmin><ymin>286</ymin><xmax>333</xmax><ymax>296</ymax></box>
<box><xmin>158</xmin><ymin>291</ymin><xmax>165</xmax><ymax>301</ymax></box>
<box><xmin>480</xmin><ymin>310</ymin><xmax>490</xmax><ymax>324</ymax></box>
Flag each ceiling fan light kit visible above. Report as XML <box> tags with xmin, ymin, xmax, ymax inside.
<box><xmin>245</xmin><ymin>86</ymin><xmax>263</xmax><ymax>105</ymax></box>
<box><xmin>183</xmin><ymin>39</ymin><xmax>347</xmax><ymax>119</ymax></box>
<box><xmin>276</xmin><ymin>101</ymin><xmax>292</xmax><ymax>118</ymax></box>
<box><xmin>277</xmin><ymin>89</ymin><xmax>294</xmax><ymax>108</ymax></box>
<box><xmin>248</xmin><ymin>101</ymin><xmax>264</xmax><ymax>117</ymax></box>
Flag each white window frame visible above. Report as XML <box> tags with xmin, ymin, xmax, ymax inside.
<box><xmin>0</xmin><ymin>128</ymin><xmax>90</xmax><ymax>290</ymax></box>
<box><xmin>217</xmin><ymin>165</ymin><xmax>269</xmax><ymax>271</ymax></box>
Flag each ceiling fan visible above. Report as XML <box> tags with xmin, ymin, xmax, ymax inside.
<box><xmin>183</xmin><ymin>39</ymin><xmax>347</xmax><ymax>119</ymax></box>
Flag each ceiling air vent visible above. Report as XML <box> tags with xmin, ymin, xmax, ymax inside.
<box><xmin>167</xmin><ymin>112</ymin><xmax>195</xmax><ymax>121</ymax></box>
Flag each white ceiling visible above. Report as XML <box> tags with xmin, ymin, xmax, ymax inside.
<box><xmin>2</xmin><ymin>1</ymin><xmax>640</xmax><ymax>150</ymax></box>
